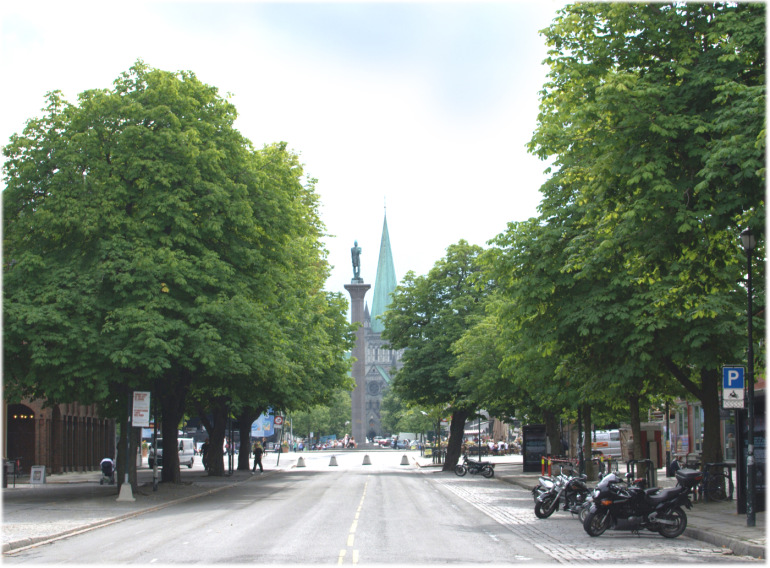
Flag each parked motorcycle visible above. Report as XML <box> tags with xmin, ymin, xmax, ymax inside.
<box><xmin>532</xmin><ymin>475</ymin><xmax>554</xmax><ymax>502</ymax></box>
<box><xmin>454</xmin><ymin>454</ymin><xmax>495</xmax><ymax>478</ymax></box>
<box><xmin>576</xmin><ymin>472</ymin><xmax>650</xmax><ymax>523</ymax></box>
<box><xmin>534</xmin><ymin>470</ymin><xmax>591</xmax><ymax>519</ymax></box>
<box><xmin>582</xmin><ymin>468</ymin><xmax>702</xmax><ymax>538</ymax></box>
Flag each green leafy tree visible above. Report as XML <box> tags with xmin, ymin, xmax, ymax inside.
<box><xmin>379</xmin><ymin>387</ymin><xmax>435</xmax><ymax>439</ymax></box>
<box><xmin>3</xmin><ymin>62</ymin><xmax>353</xmax><ymax>484</ymax></box>
<box><xmin>290</xmin><ymin>389</ymin><xmax>353</xmax><ymax>444</ymax></box>
<box><xmin>381</xmin><ymin>240</ymin><xmax>488</xmax><ymax>470</ymax></box>
<box><xmin>521</xmin><ymin>2</ymin><xmax>765</xmax><ymax>465</ymax></box>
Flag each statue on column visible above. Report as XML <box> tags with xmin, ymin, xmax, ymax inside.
<box><xmin>351</xmin><ymin>240</ymin><xmax>362</xmax><ymax>282</ymax></box>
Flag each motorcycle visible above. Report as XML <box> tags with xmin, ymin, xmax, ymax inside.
<box><xmin>582</xmin><ymin>468</ymin><xmax>702</xmax><ymax>538</ymax></box>
<box><xmin>534</xmin><ymin>469</ymin><xmax>591</xmax><ymax>519</ymax></box>
<box><xmin>532</xmin><ymin>475</ymin><xmax>555</xmax><ymax>502</ymax></box>
<box><xmin>454</xmin><ymin>454</ymin><xmax>495</xmax><ymax>478</ymax></box>
<box><xmin>576</xmin><ymin>472</ymin><xmax>650</xmax><ymax>523</ymax></box>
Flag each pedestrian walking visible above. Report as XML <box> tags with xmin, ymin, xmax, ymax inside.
<box><xmin>201</xmin><ymin>438</ymin><xmax>210</xmax><ymax>471</ymax></box>
<box><xmin>252</xmin><ymin>442</ymin><xmax>264</xmax><ymax>473</ymax></box>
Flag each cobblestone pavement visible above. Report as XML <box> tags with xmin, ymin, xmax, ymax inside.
<box><xmin>432</xmin><ymin>472</ymin><xmax>761</xmax><ymax>563</ymax></box>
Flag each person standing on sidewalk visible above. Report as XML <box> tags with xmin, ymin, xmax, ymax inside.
<box><xmin>201</xmin><ymin>438</ymin><xmax>210</xmax><ymax>471</ymax></box>
<box><xmin>252</xmin><ymin>442</ymin><xmax>264</xmax><ymax>473</ymax></box>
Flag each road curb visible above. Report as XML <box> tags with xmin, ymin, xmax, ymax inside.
<box><xmin>2</xmin><ymin>472</ymin><xmax>271</xmax><ymax>554</ymax></box>
<box><xmin>682</xmin><ymin>526</ymin><xmax>764</xmax><ymax>560</ymax></box>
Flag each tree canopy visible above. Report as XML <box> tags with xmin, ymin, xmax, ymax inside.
<box><xmin>3</xmin><ymin>61</ymin><xmax>355</xmax><ymax>482</ymax></box>
<box><xmin>480</xmin><ymin>2</ymin><xmax>765</xmax><ymax>464</ymax></box>
<box><xmin>381</xmin><ymin>240</ymin><xmax>488</xmax><ymax>469</ymax></box>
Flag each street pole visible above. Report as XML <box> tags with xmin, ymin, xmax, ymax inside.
<box><xmin>126</xmin><ymin>393</ymin><xmax>131</xmax><ymax>485</ymax></box>
<box><xmin>741</xmin><ymin>228</ymin><xmax>756</xmax><ymax>527</ymax></box>
<box><xmin>153</xmin><ymin>381</ymin><xmax>158</xmax><ymax>491</ymax></box>
<box><xmin>117</xmin><ymin>389</ymin><xmax>135</xmax><ymax>501</ymax></box>
<box><xmin>665</xmin><ymin>400</ymin><xmax>671</xmax><ymax>477</ymax></box>
<box><xmin>478</xmin><ymin>414</ymin><xmax>482</xmax><ymax>461</ymax></box>
<box><xmin>277</xmin><ymin>416</ymin><xmax>284</xmax><ymax>466</ymax></box>
<box><xmin>578</xmin><ymin>406</ymin><xmax>584</xmax><ymax>476</ymax></box>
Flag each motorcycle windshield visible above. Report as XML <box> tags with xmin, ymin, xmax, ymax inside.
<box><xmin>596</xmin><ymin>472</ymin><xmax>621</xmax><ymax>490</ymax></box>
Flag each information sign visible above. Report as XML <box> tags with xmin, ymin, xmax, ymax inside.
<box><xmin>722</xmin><ymin>366</ymin><xmax>746</xmax><ymax>409</ymax></box>
<box><xmin>132</xmin><ymin>391</ymin><xmax>151</xmax><ymax>427</ymax></box>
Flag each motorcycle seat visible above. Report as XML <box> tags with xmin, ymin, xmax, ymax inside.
<box><xmin>645</xmin><ymin>486</ymin><xmax>685</xmax><ymax>505</ymax></box>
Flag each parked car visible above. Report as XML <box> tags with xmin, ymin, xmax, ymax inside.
<box><xmin>148</xmin><ymin>437</ymin><xmax>195</xmax><ymax>468</ymax></box>
<box><xmin>590</xmin><ymin>429</ymin><xmax>622</xmax><ymax>458</ymax></box>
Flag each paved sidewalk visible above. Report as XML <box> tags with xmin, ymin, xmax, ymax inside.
<box><xmin>416</xmin><ymin>454</ymin><xmax>765</xmax><ymax>560</ymax></box>
<box><xmin>2</xmin><ymin>452</ymin><xmax>765</xmax><ymax>561</ymax></box>
<box><xmin>2</xmin><ymin>461</ymin><xmax>288</xmax><ymax>553</ymax></box>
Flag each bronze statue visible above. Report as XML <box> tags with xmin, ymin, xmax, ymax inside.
<box><xmin>351</xmin><ymin>240</ymin><xmax>362</xmax><ymax>281</ymax></box>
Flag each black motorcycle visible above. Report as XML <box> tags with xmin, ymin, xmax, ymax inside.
<box><xmin>582</xmin><ymin>468</ymin><xmax>702</xmax><ymax>538</ymax></box>
<box><xmin>534</xmin><ymin>470</ymin><xmax>591</xmax><ymax>519</ymax></box>
<box><xmin>454</xmin><ymin>454</ymin><xmax>495</xmax><ymax>478</ymax></box>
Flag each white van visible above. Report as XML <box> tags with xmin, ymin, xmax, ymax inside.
<box><xmin>590</xmin><ymin>430</ymin><xmax>622</xmax><ymax>458</ymax></box>
<box><xmin>148</xmin><ymin>437</ymin><xmax>195</xmax><ymax>468</ymax></box>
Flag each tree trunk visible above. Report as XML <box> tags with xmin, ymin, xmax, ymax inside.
<box><xmin>629</xmin><ymin>394</ymin><xmax>646</xmax><ymax>479</ymax></box>
<box><xmin>582</xmin><ymin>404</ymin><xmax>597</xmax><ymax>480</ymax></box>
<box><xmin>443</xmin><ymin>409</ymin><xmax>469</xmax><ymax>471</ymax></box>
<box><xmin>544</xmin><ymin>409</ymin><xmax>561</xmax><ymax>457</ymax></box>
<box><xmin>204</xmin><ymin>398</ymin><xmax>229</xmax><ymax>477</ymax></box>
<box><xmin>237</xmin><ymin>408</ymin><xmax>262</xmax><ymax>471</ymax></box>
<box><xmin>700</xmin><ymin>368</ymin><xmax>723</xmax><ymax>466</ymax></box>
<box><xmin>158</xmin><ymin>370</ymin><xmax>192</xmax><ymax>483</ymax></box>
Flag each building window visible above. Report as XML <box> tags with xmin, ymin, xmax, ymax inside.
<box><xmin>723</xmin><ymin>415</ymin><xmax>737</xmax><ymax>461</ymax></box>
<box><xmin>693</xmin><ymin>405</ymin><xmax>704</xmax><ymax>454</ymax></box>
<box><xmin>676</xmin><ymin>405</ymin><xmax>689</xmax><ymax>455</ymax></box>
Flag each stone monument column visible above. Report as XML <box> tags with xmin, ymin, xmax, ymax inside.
<box><xmin>345</xmin><ymin>281</ymin><xmax>370</xmax><ymax>447</ymax></box>
<box><xmin>346</xmin><ymin>240</ymin><xmax>369</xmax><ymax>446</ymax></box>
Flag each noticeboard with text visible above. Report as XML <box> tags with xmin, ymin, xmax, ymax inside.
<box><xmin>132</xmin><ymin>391</ymin><xmax>151</xmax><ymax>428</ymax></box>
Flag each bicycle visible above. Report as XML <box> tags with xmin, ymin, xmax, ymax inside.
<box><xmin>697</xmin><ymin>462</ymin><xmax>734</xmax><ymax>502</ymax></box>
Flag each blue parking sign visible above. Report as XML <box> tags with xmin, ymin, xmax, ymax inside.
<box><xmin>723</xmin><ymin>366</ymin><xmax>745</xmax><ymax>389</ymax></box>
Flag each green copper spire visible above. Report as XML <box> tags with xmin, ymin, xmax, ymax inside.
<box><xmin>370</xmin><ymin>212</ymin><xmax>397</xmax><ymax>334</ymax></box>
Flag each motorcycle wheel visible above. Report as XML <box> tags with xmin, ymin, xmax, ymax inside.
<box><xmin>583</xmin><ymin>509</ymin><xmax>610</xmax><ymax>537</ymax></box>
<box><xmin>481</xmin><ymin>465</ymin><xmax>494</xmax><ymax>478</ymax></box>
<box><xmin>454</xmin><ymin>464</ymin><xmax>468</xmax><ymax>477</ymax></box>
<box><xmin>656</xmin><ymin>506</ymin><xmax>687</xmax><ymax>538</ymax></box>
<box><xmin>534</xmin><ymin>496</ymin><xmax>558</xmax><ymax>519</ymax></box>
<box><xmin>578</xmin><ymin>503</ymin><xmax>590</xmax><ymax>523</ymax></box>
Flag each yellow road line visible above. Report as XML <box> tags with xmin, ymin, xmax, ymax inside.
<box><xmin>339</xmin><ymin>477</ymin><xmax>369</xmax><ymax>564</ymax></box>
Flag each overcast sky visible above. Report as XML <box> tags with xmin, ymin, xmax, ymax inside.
<box><xmin>1</xmin><ymin>0</ymin><xmax>565</xmax><ymax>305</ymax></box>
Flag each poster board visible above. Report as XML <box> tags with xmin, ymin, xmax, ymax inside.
<box><xmin>29</xmin><ymin>465</ymin><xmax>46</xmax><ymax>484</ymax></box>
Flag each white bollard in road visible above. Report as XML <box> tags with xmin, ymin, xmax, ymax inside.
<box><xmin>329</xmin><ymin>455</ymin><xmax>338</xmax><ymax>466</ymax></box>
<box><xmin>401</xmin><ymin>454</ymin><xmax>409</xmax><ymax>465</ymax></box>
<box><xmin>362</xmin><ymin>454</ymin><xmax>372</xmax><ymax>465</ymax></box>
<box><xmin>297</xmin><ymin>456</ymin><xmax>306</xmax><ymax>467</ymax></box>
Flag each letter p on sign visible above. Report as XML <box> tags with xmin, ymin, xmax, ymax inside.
<box><xmin>723</xmin><ymin>367</ymin><xmax>745</xmax><ymax>389</ymax></box>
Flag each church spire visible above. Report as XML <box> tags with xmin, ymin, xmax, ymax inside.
<box><xmin>370</xmin><ymin>210</ymin><xmax>397</xmax><ymax>334</ymax></box>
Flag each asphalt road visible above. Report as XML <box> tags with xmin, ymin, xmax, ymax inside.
<box><xmin>4</xmin><ymin>451</ymin><xmax>758</xmax><ymax>564</ymax></box>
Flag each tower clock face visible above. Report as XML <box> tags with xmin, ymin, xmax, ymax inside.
<box><xmin>367</xmin><ymin>381</ymin><xmax>381</xmax><ymax>396</ymax></box>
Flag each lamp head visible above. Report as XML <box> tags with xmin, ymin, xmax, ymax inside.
<box><xmin>740</xmin><ymin>228</ymin><xmax>757</xmax><ymax>252</ymax></box>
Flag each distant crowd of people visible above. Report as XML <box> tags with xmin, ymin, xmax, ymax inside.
<box><xmin>463</xmin><ymin>438</ymin><xmax>521</xmax><ymax>455</ymax></box>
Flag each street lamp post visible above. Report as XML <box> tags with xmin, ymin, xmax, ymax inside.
<box><xmin>740</xmin><ymin>227</ymin><xmax>756</xmax><ymax>528</ymax></box>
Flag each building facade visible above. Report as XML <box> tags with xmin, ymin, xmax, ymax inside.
<box><xmin>361</xmin><ymin>212</ymin><xmax>404</xmax><ymax>440</ymax></box>
<box><xmin>3</xmin><ymin>399</ymin><xmax>115</xmax><ymax>475</ymax></box>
